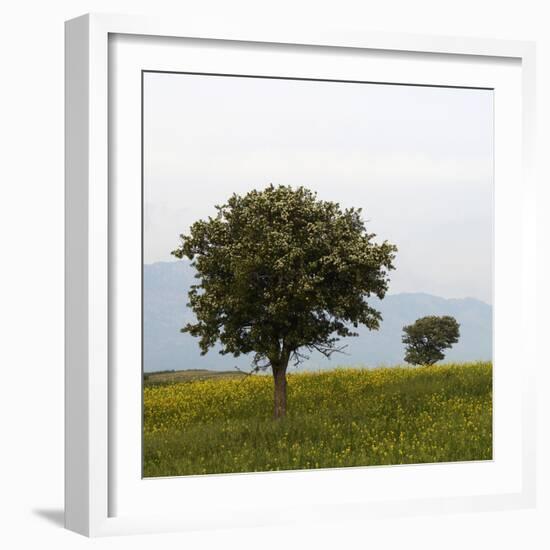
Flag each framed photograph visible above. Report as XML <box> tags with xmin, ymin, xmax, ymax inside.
<box><xmin>65</xmin><ymin>13</ymin><xmax>537</xmax><ymax>536</ymax></box>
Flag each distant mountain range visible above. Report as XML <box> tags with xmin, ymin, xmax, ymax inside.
<box><xmin>144</xmin><ymin>261</ymin><xmax>492</xmax><ymax>372</ymax></box>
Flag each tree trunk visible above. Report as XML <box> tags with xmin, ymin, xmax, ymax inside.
<box><xmin>272</xmin><ymin>364</ymin><xmax>288</xmax><ymax>419</ymax></box>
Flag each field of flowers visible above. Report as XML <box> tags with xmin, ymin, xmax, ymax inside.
<box><xmin>143</xmin><ymin>361</ymin><xmax>492</xmax><ymax>477</ymax></box>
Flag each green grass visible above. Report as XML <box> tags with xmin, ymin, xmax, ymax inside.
<box><xmin>144</xmin><ymin>368</ymin><xmax>245</xmax><ymax>387</ymax></box>
<box><xmin>143</xmin><ymin>361</ymin><xmax>492</xmax><ymax>477</ymax></box>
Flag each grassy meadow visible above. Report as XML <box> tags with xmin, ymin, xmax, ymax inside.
<box><xmin>143</xmin><ymin>361</ymin><xmax>492</xmax><ymax>477</ymax></box>
<box><xmin>143</xmin><ymin>368</ymin><xmax>244</xmax><ymax>386</ymax></box>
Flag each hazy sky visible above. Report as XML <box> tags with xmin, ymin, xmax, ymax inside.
<box><xmin>143</xmin><ymin>72</ymin><xmax>493</xmax><ymax>303</ymax></box>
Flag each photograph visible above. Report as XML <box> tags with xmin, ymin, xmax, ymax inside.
<box><xmin>142</xmin><ymin>71</ymin><xmax>494</xmax><ymax>478</ymax></box>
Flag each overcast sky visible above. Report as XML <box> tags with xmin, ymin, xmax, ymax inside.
<box><xmin>143</xmin><ymin>72</ymin><xmax>493</xmax><ymax>303</ymax></box>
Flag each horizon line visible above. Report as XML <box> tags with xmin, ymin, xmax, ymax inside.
<box><xmin>143</xmin><ymin>260</ymin><xmax>492</xmax><ymax>306</ymax></box>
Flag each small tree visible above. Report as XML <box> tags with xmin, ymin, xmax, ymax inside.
<box><xmin>402</xmin><ymin>315</ymin><xmax>460</xmax><ymax>365</ymax></box>
<box><xmin>172</xmin><ymin>184</ymin><xmax>397</xmax><ymax>418</ymax></box>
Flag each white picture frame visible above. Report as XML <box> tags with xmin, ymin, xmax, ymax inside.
<box><xmin>65</xmin><ymin>13</ymin><xmax>537</xmax><ymax>537</ymax></box>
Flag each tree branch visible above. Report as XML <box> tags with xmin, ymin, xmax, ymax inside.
<box><xmin>308</xmin><ymin>342</ymin><xmax>349</xmax><ymax>358</ymax></box>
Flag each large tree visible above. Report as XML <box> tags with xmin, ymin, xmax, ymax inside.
<box><xmin>402</xmin><ymin>315</ymin><xmax>460</xmax><ymax>365</ymax></box>
<box><xmin>172</xmin><ymin>185</ymin><xmax>397</xmax><ymax>418</ymax></box>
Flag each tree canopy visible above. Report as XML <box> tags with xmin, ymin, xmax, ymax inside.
<box><xmin>172</xmin><ymin>184</ymin><xmax>397</xmax><ymax>416</ymax></box>
<box><xmin>402</xmin><ymin>315</ymin><xmax>460</xmax><ymax>365</ymax></box>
